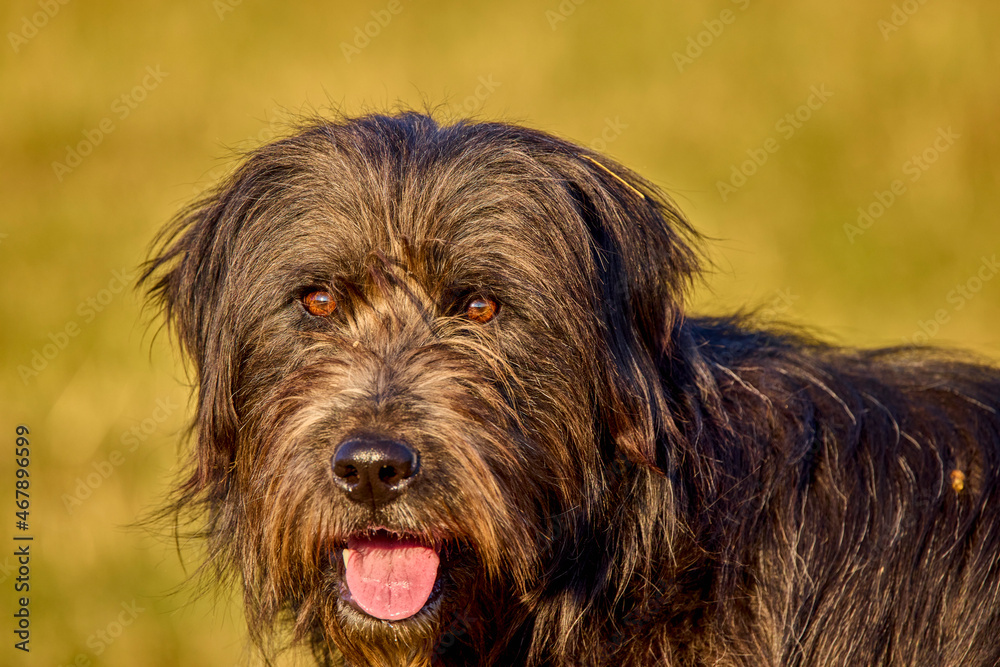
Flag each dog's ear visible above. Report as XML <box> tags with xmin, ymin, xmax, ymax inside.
<box><xmin>142</xmin><ymin>179</ymin><xmax>245</xmax><ymax>498</ymax></box>
<box><xmin>541</xmin><ymin>147</ymin><xmax>702</xmax><ymax>470</ymax></box>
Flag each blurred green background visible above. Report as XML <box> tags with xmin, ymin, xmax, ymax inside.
<box><xmin>1</xmin><ymin>0</ymin><xmax>998</xmax><ymax>664</ymax></box>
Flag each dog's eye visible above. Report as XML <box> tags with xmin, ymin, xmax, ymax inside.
<box><xmin>302</xmin><ymin>290</ymin><xmax>337</xmax><ymax>317</ymax></box>
<box><xmin>464</xmin><ymin>296</ymin><xmax>498</xmax><ymax>324</ymax></box>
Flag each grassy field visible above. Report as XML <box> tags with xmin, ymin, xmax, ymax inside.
<box><xmin>1</xmin><ymin>0</ymin><xmax>998</xmax><ymax>664</ymax></box>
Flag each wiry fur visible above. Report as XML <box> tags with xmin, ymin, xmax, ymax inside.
<box><xmin>144</xmin><ymin>112</ymin><xmax>1000</xmax><ymax>666</ymax></box>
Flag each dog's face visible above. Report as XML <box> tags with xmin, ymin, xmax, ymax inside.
<box><xmin>146</xmin><ymin>113</ymin><xmax>698</xmax><ymax>664</ymax></box>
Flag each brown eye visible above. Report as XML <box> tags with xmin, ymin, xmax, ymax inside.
<box><xmin>465</xmin><ymin>296</ymin><xmax>498</xmax><ymax>324</ymax></box>
<box><xmin>302</xmin><ymin>290</ymin><xmax>336</xmax><ymax>317</ymax></box>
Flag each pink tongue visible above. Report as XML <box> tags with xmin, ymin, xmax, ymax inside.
<box><xmin>344</xmin><ymin>535</ymin><xmax>440</xmax><ymax>621</ymax></box>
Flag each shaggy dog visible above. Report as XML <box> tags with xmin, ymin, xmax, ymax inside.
<box><xmin>144</xmin><ymin>112</ymin><xmax>1000</xmax><ymax>666</ymax></box>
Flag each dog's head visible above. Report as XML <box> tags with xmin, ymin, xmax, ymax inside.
<box><xmin>145</xmin><ymin>112</ymin><xmax>699</xmax><ymax>664</ymax></box>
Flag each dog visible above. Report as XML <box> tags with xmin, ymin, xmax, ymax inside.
<box><xmin>144</xmin><ymin>112</ymin><xmax>1000</xmax><ymax>666</ymax></box>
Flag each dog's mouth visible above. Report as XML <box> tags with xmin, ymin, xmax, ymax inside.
<box><xmin>336</xmin><ymin>529</ymin><xmax>443</xmax><ymax>622</ymax></box>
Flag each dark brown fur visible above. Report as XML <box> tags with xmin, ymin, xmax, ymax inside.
<box><xmin>144</xmin><ymin>112</ymin><xmax>1000</xmax><ymax>666</ymax></box>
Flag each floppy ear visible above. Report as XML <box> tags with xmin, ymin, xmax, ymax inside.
<box><xmin>540</xmin><ymin>146</ymin><xmax>703</xmax><ymax>470</ymax></box>
<box><xmin>142</xmin><ymin>178</ymin><xmax>246</xmax><ymax>503</ymax></box>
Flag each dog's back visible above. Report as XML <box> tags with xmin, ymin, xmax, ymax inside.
<box><xmin>666</xmin><ymin>319</ymin><xmax>1000</xmax><ymax>666</ymax></box>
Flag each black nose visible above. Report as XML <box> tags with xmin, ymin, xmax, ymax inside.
<box><xmin>331</xmin><ymin>437</ymin><xmax>418</xmax><ymax>506</ymax></box>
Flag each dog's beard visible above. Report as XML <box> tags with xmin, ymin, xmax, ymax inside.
<box><xmin>228</xmin><ymin>360</ymin><xmax>565</xmax><ymax>666</ymax></box>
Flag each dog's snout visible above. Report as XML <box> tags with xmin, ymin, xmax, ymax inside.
<box><xmin>332</xmin><ymin>437</ymin><xmax>418</xmax><ymax>506</ymax></box>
